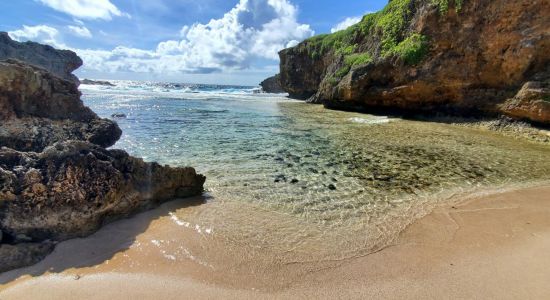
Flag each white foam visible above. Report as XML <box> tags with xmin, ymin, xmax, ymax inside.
<box><xmin>349</xmin><ymin>116</ymin><xmax>392</xmax><ymax>125</ymax></box>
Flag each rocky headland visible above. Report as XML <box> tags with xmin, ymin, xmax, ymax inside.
<box><xmin>0</xmin><ymin>36</ymin><xmax>205</xmax><ymax>273</ymax></box>
<box><xmin>276</xmin><ymin>0</ymin><xmax>550</xmax><ymax>125</ymax></box>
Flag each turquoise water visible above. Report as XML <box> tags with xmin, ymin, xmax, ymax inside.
<box><xmin>81</xmin><ymin>81</ymin><xmax>550</xmax><ymax>260</ymax></box>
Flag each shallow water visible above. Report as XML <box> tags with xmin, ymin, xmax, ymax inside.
<box><xmin>82</xmin><ymin>82</ymin><xmax>550</xmax><ymax>262</ymax></box>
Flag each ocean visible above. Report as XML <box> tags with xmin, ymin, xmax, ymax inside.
<box><xmin>81</xmin><ymin>81</ymin><xmax>550</xmax><ymax>262</ymax></box>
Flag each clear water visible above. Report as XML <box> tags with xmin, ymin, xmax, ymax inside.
<box><xmin>81</xmin><ymin>81</ymin><xmax>550</xmax><ymax>261</ymax></box>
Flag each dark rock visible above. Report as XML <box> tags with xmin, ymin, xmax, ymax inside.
<box><xmin>111</xmin><ymin>113</ymin><xmax>127</xmax><ymax>118</ymax></box>
<box><xmin>0</xmin><ymin>141</ymin><xmax>205</xmax><ymax>244</ymax></box>
<box><xmin>0</xmin><ymin>32</ymin><xmax>82</xmax><ymax>84</ymax></box>
<box><xmin>290</xmin><ymin>178</ymin><xmax>299</xmax><ymax>184</ymax></box>
<box><xmin>259</xmin><ymin>74</ymin><xmax>285</xmax><ymax>93</ymax></box>
<box><xmin>81</xmin><ymin>79</ymin><xmax>116</xmax><ymax>87</ymax></box>
<box><xmin>328</xmin><ymin>184</ymin><xmax>337</xmax><ymax>190</ymax></box>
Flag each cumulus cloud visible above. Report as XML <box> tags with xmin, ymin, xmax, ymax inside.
<box><xmin>11</xmin><ymin>0</ymin><xmax>313</xmax><ymax>76</ymax></box>
<box><xmin>331</xmin><ymin>16</ymin><xmax>362</xmax><ymax>33</ymax></box>
<box><xmin>36</xmin><ymin>0</ymin><xmax>129</xmax><ymax>20</ymax></box>
<box><xmin>77</xmin><ymin>0</ymin><xmax>314</xmax><ymax>74</ymax></box>
<box><xmin>8</xmin><ymin>25</ymin><xmax>66</xmax><ymax>49</ymax></box>
<box><xmin>67</xmin><ymin>25</ymin><xmax>92</xmax><ymax>38</ymax></box>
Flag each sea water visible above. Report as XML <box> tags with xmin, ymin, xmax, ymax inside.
<box><xmin>81</xmin><ymin>81</ymin><xmax>550</xmax><ymax>262</ymax></box>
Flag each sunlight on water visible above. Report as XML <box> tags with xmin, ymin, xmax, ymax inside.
<box><xmin>81</xmin><ymin>82</ymin><xmax>550</xmax><ymax>262</ymax></box>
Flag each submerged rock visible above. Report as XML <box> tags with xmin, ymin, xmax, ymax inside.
<box><xmin>278</xmin><ymin>0</ymin><xmax>550</xmax><ymax>124</ymax></box>
<box><xmin>0</xmin><ymin>32</ymin><xmax>82</xmax><ymax>84</ymax></box>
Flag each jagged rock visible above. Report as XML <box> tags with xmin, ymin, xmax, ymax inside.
<box><xmin>278</xmin><ymin>0</ymin><xmax>550</xmax><ymax>124</ymax></box>
<box><xmin>0</xmin><ymin>41</ymin><xmax>206</xmax><ymax>273</ymax></box>
<box><xmin>0</xmin><ymin>32</ymin><xmax>82</xmax><ymax>84</ymax></box>
<box><xmin>81</xmin><ymin>79</ymin><xmax>116</xmax><ymax>87</ymax></box>
<box><xmin>0</xmin><ymin>60</ymin><xmax>122</xmax><ymax>152</ymax></box>
<box><xmin>260</xmin><ymin>74</ymin><xmax>285</xmax><ymax>93</ymax></box>
<box><xmin>0</xmin><ymin>141</ymin><xmax>205</xmax><ymax>244</ymax></box>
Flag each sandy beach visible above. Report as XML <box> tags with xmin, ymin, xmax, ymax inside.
<box><xmin>1</xmin><ymin>184</ymin><xmax>549</xmax><ymax>299</ymax></box>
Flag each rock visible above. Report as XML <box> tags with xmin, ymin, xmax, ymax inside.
<box><xmin>499</xmin><ymin>71</ymin><xmax>550</xmax><ymax>125</ymax></box>
<box><xmin>260</xmin><ymin>74</ymin><xmax>285</xmax><ymax>93</ymax></box>
<box><xmin>0</xmin><ymin>60</ymin><xmax>122</xmax><ymax>152</ymax></box>
<box><xmin>0</xmin><ymin>141</ymin><xmax>205</xmax><ymax>243</ymax></box>
<box><xmin>290</xmin><ymin>178</ymin><xmax>299</xmax><ymax>184</ymax></box>
<box><xmin>0</xmin><ymin>32</ymin><xmax>82</xmax><ymax>84</ymax></box>
<box><xmin>0</xmin><ymin>242</ymin><xmax>55</xmax><ymax>273</ymax></box>
<box><xmin>0</xmin><ymin>42</ymin><xmax>206</xmax><ymax>273</ymax></box>
<box><xmin>278</xmin><ymin>0</ymin><xmax>550</xmax><ymax>124</ymax></box>
<box><xmin>111</xmin><ymin>113</ymin><xmax>127</xmax><ymax>118</ymax></box>
<box><xmin>81</xmin><ymin>79</ymin><xmax>116</xmax><ymax>87</ymax></box>
<box><xmin>328</xmin><ymin>184</ymin><xmax>337</xmax><ymax>191</ymax></box>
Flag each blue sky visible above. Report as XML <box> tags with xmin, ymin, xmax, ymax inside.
<box><xmin>2</xmin><ymin>0</ymin><xmax>387</xmax><ymax>85</ymax></box>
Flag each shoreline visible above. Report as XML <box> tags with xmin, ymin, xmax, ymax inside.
<box><xmin>1</xmin><ymin>182</ymin><xmax>550</xmax><ymax>299</ymax></box>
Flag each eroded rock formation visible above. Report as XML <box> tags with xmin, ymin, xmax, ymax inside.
<box><xmin>0</xmin><ymin>32</ymin><xmax>82</xmax><ymax>84</ymax></box>
<box><xmin>0</xmin><ymin>43</ymin><xmax>205</xmax><ymax>273</ymax></box>
<box><xmin>278</xmin><ymin>0</ymin><xmax>550</xmax><ymax>124</ymax></box>
<box><xmin>260</xmin><ymin>74</ymin><xmax>285</xmax><ymax>93</ymax></box>
<box><xmin>0</xmin><ymin>60</ymin><xmax>122</xmax><ymax>152</ymax></box>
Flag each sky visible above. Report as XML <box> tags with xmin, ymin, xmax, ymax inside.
<box><xmin>1</xmin><ymin>0</ymin><xmax>387</xmax><ymax>85</ymax></box>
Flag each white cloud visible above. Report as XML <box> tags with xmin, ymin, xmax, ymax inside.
<box><xmin>77</xmin><ymin>0</ymin><xmax>314</xmax><ymax>74</ymax></box>
<box><xmin>67</xmin><ymin>25</ymin><xmax>92</xmax><ymax>38</ymax></box>
<box><xmin>10</xmin><ymin>0</ymin><xmax>313</xmax><ymax>77</ymax></box>
<box><xmin>36</xmin><ymin>0</ymin><xmax>130</xmax><ymax>20</ymax></box>
<box><xmin>331</xmin><ymin>16</ymin><xmax>362</xmax><ymax>33</ymax></box>
<box><xmin>8</xmin><ymin>25</ymin><xmax>66</xmax><ymax>49</ymax></box>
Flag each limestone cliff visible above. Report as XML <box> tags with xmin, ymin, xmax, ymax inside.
<box><xmin>0</xmin><ymin>32</ymin><xmax>82</xmax><ymax>84</ymax></box>
<box><xmin>278</xmin><ymin>0</ymin><xmax>550</xmax><ymax>124</ymax></box>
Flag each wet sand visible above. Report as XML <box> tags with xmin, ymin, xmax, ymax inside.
<box><xmin>1</xmin><ymin>185</ymin><xmax>550</xmax><ymax>299</ymax></box>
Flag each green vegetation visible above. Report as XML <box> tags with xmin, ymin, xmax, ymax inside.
<box><xmin>389</xmin><ymin>33</ymin><xmax>429</xmax><ymax>65</ymax></box>
<box><xmin>302</xmin><ymin>0</ymin><xmax>419</xmax><ymax>61</ymax></box>
<box><xmin>431</xmin><ymin>0</ymin><xmax>463</xmax><ymax>14</ymax></box>
<box><xmin>300</xmin><ymin>0</ymin><xmax>465</xmax><ymax>80</ymax></box>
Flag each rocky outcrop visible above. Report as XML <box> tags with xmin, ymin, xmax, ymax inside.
<box><xmin>260</xmin><ymin>74</ymin><xmax>285</xmax><ymax>93</ymax></box>
<box><xmin>0</xmin><ymin>60</ymin><xmax>121</xmax><ymax>152</ymax></box>
<box><xmin>278</xmin><ymin>0</ymin><xmax>550</xmax><ymax>124</ymax></box>
<box><xmin>500</xmin><ymin>70</ymin><xmax>550</xmax><ymax>125</ymax></box>
<box><xmin>0</xmin><ymin>141</ymin><xmax>204</xmax><ymax>244</ymax></box>
<box><xmin>0</xmin><ymin>32</ymin><xmax>82</xmax><ymax>84</ymax></box>
<box><xmin>81</xmin><ymin>79</ymin><xmax>115</xmax><ymax>87</ymax></box>
<box><xmin>0</xmin><ymin>45</ymin><xmax>205</xmax><ymax>273</ymax></box>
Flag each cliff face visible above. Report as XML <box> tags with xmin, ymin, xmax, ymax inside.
<box><xmin>278</xmin><ymin>0</ymin><xmax>550</xmax><ymax>123</ymax></box>
<box><xmin>0</xmin><ymin>32</ymin><xmax>82</xmax><ymax>84</ymax></box>
<box><xmin>0</xmin><ymin>45</ymin><xmax>205</xmax><ymax>273</ymax></box>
